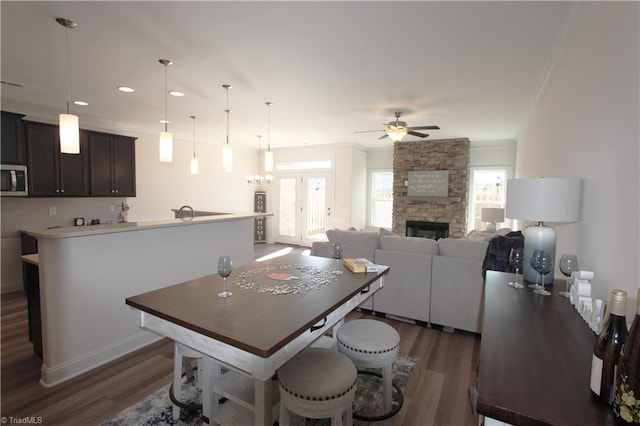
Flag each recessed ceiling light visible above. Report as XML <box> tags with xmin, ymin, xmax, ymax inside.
<box><xmin>169</xmin><ymin>91</ymin><xmax>184</xmax><ymax>97</ymax></box>
<box><xmin>73</xmin><ymin>100</ymin><xmax>88</xmax><ymax>106</ymax></box>
<box><xmin>118</xmin><ymin>86</ymin><xmax>135</xmax><ymax>93</ymax></box>
<box><xmin>159</xmin><ymin>119</ymin><xmax>170</xmax><ymax>124</ymax></box>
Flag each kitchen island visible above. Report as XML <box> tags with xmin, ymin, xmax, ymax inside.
<box><xmin>23</xmin><ymin>212</ymin><xmax>268</xmax><ymax>387</ymax></box>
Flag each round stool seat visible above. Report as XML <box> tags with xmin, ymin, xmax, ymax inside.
<box><xmin>279</xmin><ymin>348</ymin><xmax>357</xmax><ymax>402</ymax></box>
<box><xmin>336</xmin><ymin>319</ymin><xmax>400</xmax><ymax>367</ymax></box>
<box><xmin>278</xmin><ymin>348</ymin><xmax>357</xmax><ymax>425</ymax></box>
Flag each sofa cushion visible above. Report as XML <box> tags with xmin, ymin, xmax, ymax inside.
<box><xmin>437</xmin><ymin>238</ymin><xmax>488</xmax><ymax>261</ymax></box>
<box><xmin>379</xmin><ymin>235</ymin><xmax>438</xmax><ymax>256</ymax></box>
<box><xmin>326</xmin><ymin>229</ymin><xmax>380</xmax><ymax>249</ymax></box>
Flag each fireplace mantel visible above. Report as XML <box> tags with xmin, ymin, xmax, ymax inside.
<box><xmin>396</xmin><ymin>196</ymin><xmax>462</xmax><ymax>203</ymax></box>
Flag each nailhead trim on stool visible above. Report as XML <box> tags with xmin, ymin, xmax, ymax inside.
<box><xmin>278</xmin><ymin>347</ymin><xmax>357</xmax><ymax>425</ymax></box>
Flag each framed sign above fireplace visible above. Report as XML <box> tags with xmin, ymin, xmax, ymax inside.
<box><xmin>407</xmin><ymin>170</ymin><xmax>449</xmax><ymax>197</ymax></box>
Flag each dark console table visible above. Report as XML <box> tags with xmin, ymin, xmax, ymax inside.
<box><xmin>478</xmin><ymin>271</ymin><xmax>615</xmax><ymax>425</ymax></box>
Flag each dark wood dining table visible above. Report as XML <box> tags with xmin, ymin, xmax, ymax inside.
<box><xmin>478</xmin><ymin>271</ymin><xmax>616</xmax><ymax>425</ymax></box>
<box><xmin>126</xmin><ymin>253</ymin><xmax>389</xmax><ymax>425</ymax></box>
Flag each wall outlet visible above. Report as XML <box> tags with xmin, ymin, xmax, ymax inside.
<box><xmin>49</xmin><ymin>206</ymin><xmax>56</xmax><ymax>216</ymax></box>
<box><xmin>109</xmin><ymin>204</ymin><xmax>115</xmax><ymax>213</ymax></box>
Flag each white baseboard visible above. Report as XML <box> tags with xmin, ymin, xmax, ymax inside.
<box><xmin>39</xmin><ymin>331</ymin><xmax>162</xmax><ymax>387</ymax></box>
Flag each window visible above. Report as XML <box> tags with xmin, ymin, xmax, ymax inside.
<box><xmin>370</xmin><ymin>170</ymin><xmax>393</xmax><ymax>228</ymax></box>
<box><xmin>467</xmin><ymin>168</ymin><xmax>511</xmax><ymax>233</ymax></box>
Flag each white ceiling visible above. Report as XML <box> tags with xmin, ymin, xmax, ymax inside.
<box><xmin>1</xmin><ymin>1</ymin><xmax>577</xmax><ymax>150</ymax></box>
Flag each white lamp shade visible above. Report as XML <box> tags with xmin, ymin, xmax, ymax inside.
<box><xmin>59</xmin><ymin>113</ymin><xmax>80</xmax><ymax>154</ymax></box>
<box><xmin>222</xmin><ymin>145</ymin><xmax>233</xmax><ymax>173</ymax></box>
<box><xmin>481</xmin><ymin>207</ymin><xmax>505</xmax><ymax>223</ymax></box>
<box><xmin>387</xmin><ymin>128</ymin><xmax>407</xmax><ymax>142</ymax></box>
<box><xmin>190</xmin><ymin>157</ymin><xmax>199</xmax><ymax>175</ymax></box>
<box><xmin>159</xmin><ymin>131</ymin><xmax>173</xmax><ymax>162</ymax></box>
<box><xmin>506</xmin><ymin>177</ymin><xmax>581</xmax><ymax>222</ymax></box>
<box><xmin>264</xmin><ymin>150</ymin><xmax>274</xmax><ymax>173</ymax></box>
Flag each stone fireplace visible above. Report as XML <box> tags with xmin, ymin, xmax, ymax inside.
<box><xmin>392</xmin><ymin>138</ymin><xmax>470</xmax><ymax>238</ymax></box>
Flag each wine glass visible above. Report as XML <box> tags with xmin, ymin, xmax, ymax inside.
<box><xmin>217</xmin><ymin>256</ymin><xmax>233</xmax><ymax>298</ymax></box>
<box><xmin>332</xmin><ymin>243</ymin><xmax>343</xmax><ymax>275</ymax></box>
<box><xmin>508</xmin><ymin>247</ymin><xmax>524</xmax><ymax>289</ymax></box>
<box><xmin>529</xmin><ymin>249</ymin><xmax>545</xmax><ymax>290</ymax></box>
<box><xmin>558</xmin><ymin>254</ymin><xmax>579</xmax><ymax>297</ymax></box>
<box><xmin>533</xmin><ymin>251</ymin><xmax>552</xmax><ymax>296</ymax></box>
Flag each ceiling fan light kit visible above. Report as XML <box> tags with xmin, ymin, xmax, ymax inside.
<box><xmin>356</xmin><ymin>111</ymin><xmax>440</xmax><ymax>142</ymax></box>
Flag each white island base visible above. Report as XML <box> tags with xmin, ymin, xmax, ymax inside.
<box><xmin>25</xmin><ymin>213</ymin><xmax>264</xmax><ymax>387</ymax></box>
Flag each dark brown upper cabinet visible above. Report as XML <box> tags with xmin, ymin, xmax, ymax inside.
<box><xmin>88</xmin><ymin>131</ymin><xmax>136</xmax><ymax>197</ymax></box>
<box><xmin>25</xmin><ymin>121</ymin><xmax>89</xmax><ymax>197</ymax></box>
<box><xmin>2</xmin><ymin>111</ymin><xmax>26</xmax><ymax>165</ymax></box>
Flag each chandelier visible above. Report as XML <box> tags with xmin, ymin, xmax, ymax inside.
<box><xmin>246</xmin><ymin>135</ymin><xmax>273</xmax><ymax>184</ymax></box>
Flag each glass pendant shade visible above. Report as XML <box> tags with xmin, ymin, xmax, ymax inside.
<box><xmin>388</xmin><ymin>128</ymin><xmax>407</xmax><ymax>142</ymax></box>
<box><xmin>59</xmin><ymin>113</ymin><xmax>80</xmax><ymax>154</ymax></box>
<box><xmin>222</xmin><ymin>145</ymin><xmax>233</xmax><ymax>173</ymax></box>
<box><xmin>190</xmin><ymin>157</ymin><xmax>199</xmax><ymax>175</ymax></box>
<box><xmin>159</xmin><ymin>131</ymin><xmax>173</xmax><ymax>162</ymax></box>
<box><xmin>264</xmin><ymin>150</ymin><xmax>274</xmax><ymax>173</ymax></box>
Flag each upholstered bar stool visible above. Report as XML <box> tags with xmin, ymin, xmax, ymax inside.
<box><xmin>336</xmin><ymin>319</ymin><xmax>401</xmax><ymax>420</ymax></box>
<box><xmin>278</xmin><ymin>347</ymin><xmax>357</xmax><ymax>426</ymax></box>
<box><xmin>171</xmin><ymin>342</ymin><xmax>203</xmax><ymax>420</ymax></box>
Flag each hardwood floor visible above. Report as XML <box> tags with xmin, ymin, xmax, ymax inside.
<box><xmin>1</xmin><ymin>244</ymin><xmax>481</xmax><ymax>425</ymax></box>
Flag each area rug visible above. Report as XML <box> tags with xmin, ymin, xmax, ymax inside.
<box><xmin>103</xmin><ymin>354</ymin><xmax>417</xmax><ymax>426</ymax></box>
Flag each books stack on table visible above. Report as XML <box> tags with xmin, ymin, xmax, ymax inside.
<box><xmin>343</xmin><ymin>258</ymin><xmax>377</xmax><ymax>273</ymax></box>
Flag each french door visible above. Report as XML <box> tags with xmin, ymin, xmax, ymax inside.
<box><xmin>275</xmin><ymin>171</ymin><xmax>333</xmax><ymax>247</ymax></box>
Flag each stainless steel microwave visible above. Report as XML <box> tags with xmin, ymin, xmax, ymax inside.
<box><xmin>1</xmin><ymin>164</ymin><xmax>28</xmax><ymax>196</ymax></box>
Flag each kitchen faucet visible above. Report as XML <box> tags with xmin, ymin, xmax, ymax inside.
<box><xmin>176</xmin><ymin>205</ymin><xmax>194</xmax><ymax>219</ymax></box>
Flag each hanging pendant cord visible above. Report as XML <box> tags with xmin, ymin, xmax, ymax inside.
<box><xmin>192</xmin><ymin>116</ymin><xmax>196</xmax><ymax>158</ymax></box>
<box><xmin>65</xmin><ymin>26</ymin><xmax>71</xmax><ymax>114</ymax></box>
<box><xmin>164</xmin><ymin>65</ymin><xmax>168</xmax><ymax>132</ymax></box>
<box><xmin>225</xmin><ymin>87</ymin><xmax>231</xmax><ymax>145</ymax></box>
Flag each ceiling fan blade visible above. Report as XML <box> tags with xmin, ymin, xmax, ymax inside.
<box><xmin>355</xmin><ymin>129</ymin><xmax>384</xmax><ymax>134</ymax></box>
<box><xmin>407</xmin><ymin>131</ymin><xmax>429</xmax><ymax>138</ymax></box>
<box><xmin>378</xmin><ymin>133</ymin><xmax>389</xmax><ymax>140</ymax></box>
<box><xmin>408</xmin><ymin>125</ymin><xmax>440</xmax><ymax>130</ymax></box>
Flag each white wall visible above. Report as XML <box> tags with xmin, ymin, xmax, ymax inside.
<box><xmin>516</xmin><ymin>3</ymin><xmax>639</xmax><ymax>302</ymax></box>
<box><xmin>127</xmin><ymin>135</ymin><xmax>256</xmax><ymax>221</ymax></box>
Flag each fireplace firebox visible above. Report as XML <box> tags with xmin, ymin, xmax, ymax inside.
<box><xmin>406</xmin><ymin>220</ymin><xmax>449</xmax><ymax>240</ymax></box>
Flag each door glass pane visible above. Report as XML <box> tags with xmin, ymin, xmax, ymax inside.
<box><xmin>279</xmin><ymin>177</ymin><xmax>297</xmax><ymax>237</ymax></box>
<box><xmin>306</xmin><ymin>176</ymin><xmax>327</xmax><ymax>239</ymax></box>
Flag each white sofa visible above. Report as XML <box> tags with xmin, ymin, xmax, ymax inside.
<box><xmin>311</xmin><ymin>229</ymin><xmax>488</xmax><ymax>333</ymax></box>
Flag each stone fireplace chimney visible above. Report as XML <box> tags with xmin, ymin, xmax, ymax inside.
<box><xmin>392</xmin><ymin>138</ymin><xmax>470</xmax><ymax>238</ymax></box>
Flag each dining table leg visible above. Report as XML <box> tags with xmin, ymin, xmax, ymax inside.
<box><xmin>254</xmin><ymin>377</ymin><xmax>272</xmax><ymax>426</ymax></box>
<box><xmin>201</xmin><ymin>355</ymin><xmax>220</xmax><ymax>425</ymax></box>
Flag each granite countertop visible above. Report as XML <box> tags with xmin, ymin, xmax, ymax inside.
<box><xmin>24</xmin><ymin>212</ymin><xmax>271</xmax><ymax>239</ymax></box>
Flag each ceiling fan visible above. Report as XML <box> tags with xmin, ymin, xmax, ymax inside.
<box><xmin>356</xmin><ymin>111</ymin><xmax>440</xmax><ymax>142</ymax></box>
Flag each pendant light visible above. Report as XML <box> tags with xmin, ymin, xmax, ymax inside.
<box><xmin>222</xmin><ymin>84</ymin><xmax>233</xmax><ymax>173</ymax></box>
<box><xmin>264</xmin><ymin>102</ymin><xmax>274</xmax><ymax>173</ymax></box>
<box><xmin>190</xmin><ymin>115</ymin><xmax>199</xmax><ymax>174</ymax></box>
<box><xmin>56</xmin><ymin>17</ymin><xmax>80</xmax><ymax>154</ymax></box>
<box><xmin>159</xmin><ymin>59</ymin><xmax>173</xmax><ymax>162</ymax></box>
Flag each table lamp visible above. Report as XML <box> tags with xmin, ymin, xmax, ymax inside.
<box><xmin>505</xmin><ymin>177</ymin><xmax>581</xmax><ymax>284</ymax></box>
<box><xmin>481</xmin><ymin>208</ymin><xmax>505</xmax><ymax>232</ymax></box>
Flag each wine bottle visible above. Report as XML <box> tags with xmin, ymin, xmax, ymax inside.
<box><xmin>614</xmin><ymin>289</ymin><xmax>640</xmax><ymax>423</ymax></box>
<box><xmin>591</xmin><ymin>289</ymin><xmax>628</xmax><ymax>405</ymax></box>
